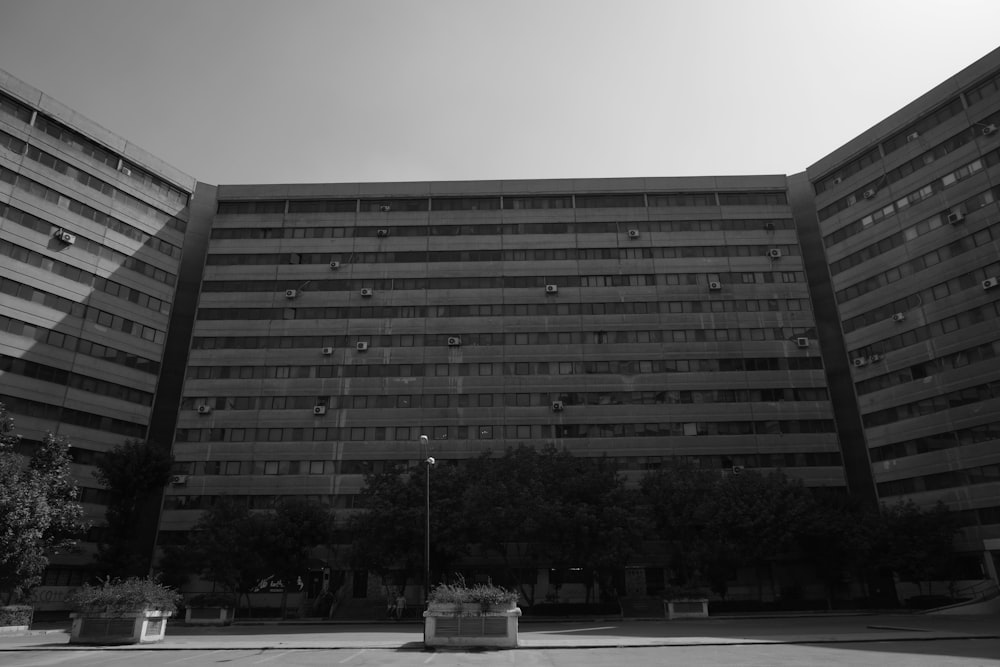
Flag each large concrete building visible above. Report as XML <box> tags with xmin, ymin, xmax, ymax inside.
<box><xmin>1</xmin><ymin>45</ymin><xmax>998</xmax><ymax>599</ymax></box>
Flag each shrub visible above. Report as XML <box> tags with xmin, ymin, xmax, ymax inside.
<box><xmin>470</xmin><ymin>582</ymin><xmax>518</xmax><ymax>607</ymax></box>
<box><xmin>427</xmin><ymin>583</ymin><xmax>471</xmax><ymax>604</ymax></box>
<box><xmin>67</xmin><ymin>577</ymin><xmax>182</xmax><ymax>613</ymax></box>
<box><xmin>0</xmin><ymin>605</ymin><xmax>33</xmax><ymax>626</ymax></box>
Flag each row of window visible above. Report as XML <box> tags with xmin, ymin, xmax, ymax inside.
<box><xmin>862</xmin><ymin>380</ymin><xmax>1000</xmax><ymax>428</ymax></box>
<box><xmin>0</xmin><ymin>89</ymin><xmax>189</xmax><ymax>206</ymax></box>
<box><xmin>192</xmin><ymin>327</ymin><xmax>815</xmax><ymax>352</ymax></box>
<box><xmin>1</xmin><ymin>278</ymin><xmax>167</xmax><ymax>345</ymax></box>
<box><xmin>0</xmin><ymin>394</ymin><xmax>146</xmax><ymax>439</ymax></box>
<box><xmin>0</xmin><ymin>164</ymin><xmax>182</xmax><ymax>260</ymax></box>
<box><xmin>835</xmin><ymin>222</ymin><xmax>999</xmax><ymax>305</ymax></box>
<box><xmin>852</xmin><ymin>297</ymin><xmax>1000</xmax><ymax>361</ymax></box>
<box><xmin>817</xmin><ymin>106</ymin><xmax>990</xmax><ymax>215</ymax></box>
<box><xmin>2</xmin><ymin>240</ymin><xmax>171</xmax><ymax>316</ymax></box>
<box><xmin>216</xmin><ymin>191</ymin><xmax>788</xmax><ymax>215</ymax></box>
<box><xmin>0</xmin><ymin>355</ymin><xmax>152</xmax><ymax>406</ymax></box>
<box><xmin>202</xmin><ymin>271</ymin><xmax>806</xmax><ymax>295</ymax></box>
<box><xmin>175</xmin><ymin>419</ymin><xmax>837</xmax><ymax>444</ymax></box>
<box><xmin>823</xmin><ymin>148</ymin><xmax>999</xmax><ymax>247</ymax></box>
<box><xmin>0</xmin><ymin>314</ymin><xmax>160</xmax><ymax>376</ymax></box>
<box><xmin>877</xmin><ymin>462</ymin><xmax>1000</xmax><ymax>497</ymax></box>
<box><xmin>829</xmin><ymin>184</ymin><xmax>997</xmax><ymax>277</ymax></box>
<box><xmin>868</xmin><ymin>420</ymin><xmax>1000</xmax><ymax>462</ymax></box>
<box><xmin>210</xmin><ymin>218</ymin><xmax>793</xmax><ymax>240</ymax></box>
<box><xmin>205</xmin><ymin>244</ymin><xmax>803</xmax><ymax>267</ymax></box>
<box><xmin>857</xmin><ymin>339</ymin><xmax>1000</xmax><ymax>397</ymax></box>
<box><xmin>166</xmin><ymin>450</ymin><xmax>842</xmax><ymax>485</ymax></box>
<box><xmin>185</xmin><ymin>355</ymin><xmax>824</xmax><ymax>382</ymax></box>
<box><xmin>185</xmin><ymin>387</ymin><xmax>830</xmax><ymax>412</ymax></box>
<box><xmin>1</xmin><ymin>202</ymin><xmax>177</xmax><ymax>286</ymax></box>
<box><xmin>197</xmin><ymin>298</ymin><xmax>814</xmax><ymax>323</ymax></box>
<box><xmin>16</xmin><ymin>137</ymin><xmax>186</xmax><ymax>233</ymax></box>
<box><xmin>843</xmin><ymin>259</ymin><xmax>1000</xmax><ymax>335</ymax></box>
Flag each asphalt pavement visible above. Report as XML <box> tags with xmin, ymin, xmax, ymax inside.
<box><xmin>1</xmin><ymin>613</ymin><xmax>998</xmax><ymax>651</ymax></box>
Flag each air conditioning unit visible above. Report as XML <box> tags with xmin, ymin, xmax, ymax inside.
<box><xmin>379</xmin><ymin>204</ymin><xmax>391</xmax><ymax>212</ymax></box>
<box><xmin>356</xmin><ymin>342</ymin><xmax>369</xmax><ymax>351</ymax></box>
<box><xmin>983</xmin><ymin>277</ymin><xmax>999</xmax><ymax>290</ymax></box>
<box><xmin>983</xmin><ymin>123</ymin><xmax>997</xmax><ymax>136</ymax></box>
<box><xmin>376</xmin><ymin>229</ymin><xmax>390</xmax><ymax>237</ymax></box>
<box><xmin>853</xmin><ymin>357</ymin><xmax>868</xmax><ymax>367</ymax></box>
<box><xmin>329</xmin><ymin>261</ymin><xmax>340</xmax><ymax>269</ymax></box>
<box><xmin>58</xmin><ymin>231</ymin><xmax>76</xmax><ymax>244</ymax></box>
<box><xmin>906</xmin><ymin>131</ymin><xmax>920</xmax><ymax>142</ymax></box>
<box><xmin>545</xmin><ymin>284</ymin><xmax>558</xmax><ymax>294</ymax></box>
<box><xmin>868</xmin><ymin>353</ymin><xmax>883</xmax><ymax>362</ymax></box>
<box><xmin>321</xmin><ymin>346</ymin><xmax>334</xmax><ymax>355</ymax></box>
<box><xmin>863</xmin><ymin>189</ymin><xmax>876</xmax><ymax>199</ymax></box>
<box><xmin>551</xmin><ymin>401</ymin><xmax>564</xmax><ymax>412</ymax></box>
<box><xmin>891</xmin><ymin>312</ymin><xmax>905</xmax><ymax>322</ymax></box>
<box><xmin>832</xmin><ymin>177</ymin><xmax>843</xmax><ymax>185</ymax></box>
<box><xmin>768</xmin><ymin>248</ymin><xmax>782</xmax><ymax>259</ymax></box>
<box><xmin>795</xmin><ymin>337</ymin><xmax>809</xmax><ymax>348</ymax></box>
<box><xmin>447</xmin><ymin>336</ymin><xmax>461</xmax><ymax>347</ymax></box>
<box><xmin>119</xmin><ymin>166</ymin><xmax>132</xmax><ymax>176</ymax></box>
<box><xmin>764</xmin><ymin>222</ymin><xmax>775</xmax><ymax>231</ymax></box>
<box><xmin>170</xmin><ymin>475</ymin><xmax>188</xmax><ymax>485</ymax></box>
<box><xmin>731</xmin><ymin>465</ymin><xmax>744</xmax><ymax>476</ymax></box>
<box><xmin>313</xmin><ymin>405</ymin><xmax>327</xmax><ymax>415</ymax></box>
<box><xmin>197</xmin><ymin>405</ymin><xmax>212</xmax><ymax>414</ymax></box>
<box><xmin>708</xmin><ymin>281</ymin><xmax>722</xmax><ymax>291</ymax></box>
<box><xmin>947</xmin><ymin>210</ymin><xmax>966</xmax><ymax>225</ymax></box>
<box><xmin>360</xmin><ymin>288</ymin><xmax>373</xmax><ymax>297</ymax></box>
<box><xmin>285</xmin><ymin>289</ymin><xmax>297</xmax><ymax>299</ymax></box>
<box><xmin>627</xmin><ymin>229</ymin><xmax>640</xmax><ymax>239</ymax></box>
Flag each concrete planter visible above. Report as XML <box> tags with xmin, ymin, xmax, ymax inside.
<box><xmin>665</xmin><ymin>598</ymin><xmax>709</xmax><ymax>619</ymax></box>
<box><xmin>184</xmin><ymin>606</ymin><xmax>234</xmax><ymax>625</ymax></box>
<box><xmin>423</xmin><ymin>607</ymin><xmax>521</xmax><ymax>649</ymax></box>
<box><xmin>69</xmin><ymin>610</ymin><xmax>172</xmax><ymax>645</ymax></box>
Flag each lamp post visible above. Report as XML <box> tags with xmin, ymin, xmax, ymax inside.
<box><xmin>419</xmin><ymin>434</ymin><xmax>435</xmax><ymax>604</ymax></box>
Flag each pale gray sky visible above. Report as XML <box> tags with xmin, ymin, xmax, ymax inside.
<box><xmin>1</xmin><ymin>0</ymin><xmax>998</xmax><ymax>185</ymax></box>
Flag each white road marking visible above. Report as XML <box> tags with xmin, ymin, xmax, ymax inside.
<box><xmin>339</xmin><ymin>649</ymin><xmax>367</xmax><ymax>663</ymax></box>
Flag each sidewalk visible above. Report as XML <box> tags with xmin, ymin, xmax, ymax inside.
<box><xmin>2</xmin><ymin>613</ymin><xmax>998</xmax><ymax>651</ymax></box>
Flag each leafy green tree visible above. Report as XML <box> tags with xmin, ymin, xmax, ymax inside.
<box><xmin>870</xmin><ymin>500</ymin><xmax>958</xmax><ymax>596</ymax></box>
<box><xmin>797</xmin><ymin>493</ymin><xmax>871</xmax><ymax>608</ymax></box>
<box><xmin>186</xmin><ymin>499</ymin><xmax>270</xmax><ymax>613</ymax></box>
<box><xmin>349</xmin><ymin>461</ymin><xmax>470</xmax><ymax>594</ymax></box>
<box><xmin>93</xmin><ymin>439</ymin><xmax>173</xmax><ymax>577</ymax></box>
<box><xmin>639</xmin><ymin>462</ymin><xmax>722</xmax><ymax>593</ymax></box>
<box><xmin>462</xmin><ymin>446</ymin><xmax>642</xmax><ymax>605</ymax></box>
<box><xmin>0</xmin><ymin>404</ymin><xmax>86</xmax><ymax>603</ymax></box>
<box><xmin>261</xmin><ymin>499</ymin><xmax>336</xmax><ymax>617</ymax></box>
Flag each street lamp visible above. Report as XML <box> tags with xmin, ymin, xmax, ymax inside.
<box><xmin>419</xmin><ymin>434</ymin><xmax>436</xmax><ymax>604</ymax></box>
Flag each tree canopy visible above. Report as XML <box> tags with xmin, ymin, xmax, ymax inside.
<box><xmin>0</xmin><ymin>403</ymin><xmax>86</xmax><ymax>603</ymax></box>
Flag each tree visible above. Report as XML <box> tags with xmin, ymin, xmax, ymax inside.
<box><xmin>870</xmin><ymin>500</ymin><xmax>958</xmax><ymax>596</ymax></box>
<box><xmin>93</xmin><ymin>439</ymin><xmax>173</xmax><ymax>577</ymax></box>
<box><xmin>462</xmin><ymin>446</ymin><xmax>643</xmax><ymax>605</ymax></box>
<box><xmin>260</xmin><ymin>499</ymin><xmax>336</xmax><ymax>617</ymax></box>
<box><xmin>797</xmin><ymin>492</ymin><xmax>871</xmax><ymax>608</ymax></box>
<box><xmin>185</xmin><ymin>499</ymin><xmax>270</xmax><ymax>613</ymax></box>
<box><xmin>349</xmin><ymin>461</ymin><xmax>470</xmax><ymax>593</ymax></box>
<box><xmin>0</xmin><ymin>403</ymin><xmax>86</xmax><ymax>603</ymax></box>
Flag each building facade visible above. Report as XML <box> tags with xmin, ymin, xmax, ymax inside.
<box><xmin>1</xmin><ymin>44</ymin><xmax>999</xmax><ymax>597</ymax></box>
<box><xmin>0</xmin><ymin>70</ymin><xmax>203</xmax><ymax>597</ymax></box>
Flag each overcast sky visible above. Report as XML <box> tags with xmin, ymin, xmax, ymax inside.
<box><xmin>1</xmin><ymin>0</ymin><xmax>999</xmax><ymax>186</ymax></box>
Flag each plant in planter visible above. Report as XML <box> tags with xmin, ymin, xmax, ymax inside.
<box><xmin>66</xmin><ymin>576</ymin><xmax>181</xmax><ymax>645</ymax></box>
<box><xmin>0</xmin><ymin>605</ymin><xmax>33</xmax><ymax>633</ymax></box>
<box><xmin>184</xmin><ymin>592</ymin><xmax>236</xmax><ymax>625</ymax></box>
<box><xmin>426</xmin><ymin>583</ymin><xmax>471</xmax><ymax>611</ymax></box>
<box><xmin>470</xmin><ymin>582</ymin><xmax>519</xmax><ymax>612</ymax></box>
